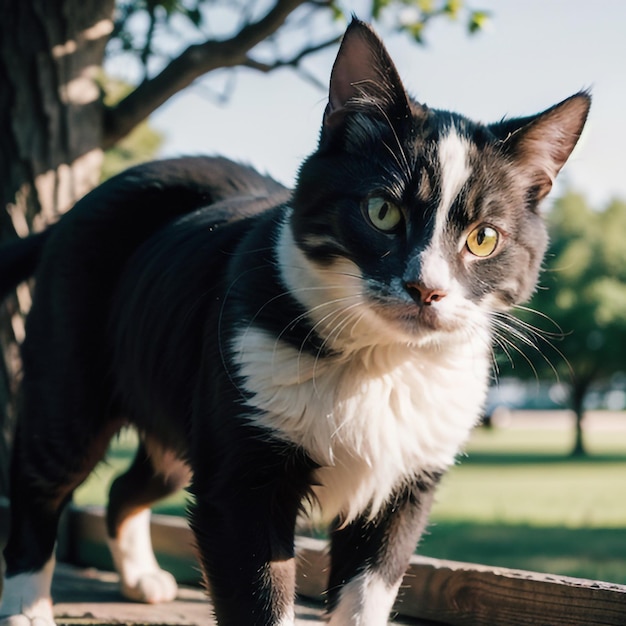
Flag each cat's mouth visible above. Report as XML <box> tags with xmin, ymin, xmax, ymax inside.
<box><xmin>369</xmin><ymin>298</ymin><xmax>460</xmax><ymax>336</ymax></box>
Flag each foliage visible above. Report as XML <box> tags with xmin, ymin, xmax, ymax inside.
<box><xmin>527</xmin><ymin>192</ymin><xmax>626</xmax><ymax>388</ymax></box>
<box><xmin>505</xmin><ymin>192</ymin><xmax>626</xmax><ymax>454</ymax></box>
<box><xmin>106</xmin><ymin>0</ymin><xmax>488</xmax><ymax>82</ymax></box>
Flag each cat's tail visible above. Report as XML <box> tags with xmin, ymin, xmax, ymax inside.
<box><xmin>0</xmin><ymin>229</ymin><xmax>53</xmax><ymax>300</ymax></box>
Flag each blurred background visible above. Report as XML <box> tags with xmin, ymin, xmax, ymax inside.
<box><xmin>1</xmin><ymin>0</ymin><xmax>625</xmax><ymax>587</ymax></box>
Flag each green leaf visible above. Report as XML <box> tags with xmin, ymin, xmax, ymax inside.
<box><xmin>186</xmin><ymin>8</ymin><xmax>202</xmax><ymax>27</ymax></box>
<box><xmin>372</xmin><ymin>0</ymin><xmax>393</xmax><ymax>20</ymax></box>
<box><xmin>444</xmin><ymin>0</ymin><xmax>463</xmax><ymax>19</ymax></box>
<box><xmin>518</xmin><ymin>191</ymin><xmax>626</xmax><ymax>390</ymax></box>
<box><xmin>469</xmin><ymin>10</ymin><xmax>490</xmax><ymax>33</ymax></box>
<box><xmin>417</xmin><ymin>0</ymin><xmax>435</xmax><ymax>13</ymax></box>
<box><xmin>408</xmin><ymin>21</ymin><xmax>426</xmax><ymax>44</ymax></box>
<box><xmin>330</xmin><ymin>4</ymin><xmax>345</xmax><ymax>21</ymax></box>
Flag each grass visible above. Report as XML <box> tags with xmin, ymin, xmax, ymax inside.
<box><xmin>430</xmin><ymin>428</ymin><xmax>626</xmax><ymax>527</ymax></box>
<box><xmin>74</xmin><ymin>418</ymin><xmax>626</xmax><ymax>584</ymax></box>
<box><xmin>420</xmin><ymin>425</ymin><xmax>626</xmax><ymax>583</ymax></box>
<box><xmin>74</xmin><ymin>429</ymin><xmax>189</xmax><ymax>515</ymax></box>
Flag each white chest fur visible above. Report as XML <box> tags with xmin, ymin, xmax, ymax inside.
<box><xmin>231</xmin><ymin>326</ymin><xmax>490</xmax><ymax>522</ymax></box>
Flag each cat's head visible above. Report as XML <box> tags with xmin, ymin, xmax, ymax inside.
<box><xmin>286</xmin><ymin>19</ymin><xmax>590</xmax><ymax>350</ymax></box>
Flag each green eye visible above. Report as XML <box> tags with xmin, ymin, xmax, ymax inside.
<box><xmin>366</xmin><ymin>197</ymin><xmax>403</xmax><ymax>232</ymax></box>
<box><xmin>466</xmin><ymin>224</ymin><xmax>499</xmax><ymax>257</ymax></box>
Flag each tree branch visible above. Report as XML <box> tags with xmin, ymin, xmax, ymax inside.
<box><xmin>102</xmin><ymin>0</ymin><xmax>312</xmax><ymax>149</ymax></box>
<box><xmin>242</xmin><ymin>34</ymin><xmax>341</xmax><ymax>89</ymax></box>
<box><xmin>244</xmin><ymin>33</ymin><xmax>341</xmax><ymax>73</ymax></box>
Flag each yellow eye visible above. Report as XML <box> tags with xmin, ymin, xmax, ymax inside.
<box><xmin>466</xmin><ymin>225</ymin><xmax>499</xmax><ymax>257</ymax></box>
<box><xmin>366</xmin><ymin>197</ymin><xmax>403</xmax><ymax>232</ymax></box>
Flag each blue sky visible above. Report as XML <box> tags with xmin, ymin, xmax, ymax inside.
<box><xmin>145</xmin><ymin>1</ymin><xmax>626</xmax><ymax>209</ymax></box>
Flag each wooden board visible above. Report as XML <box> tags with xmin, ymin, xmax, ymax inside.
<box><xmin>399</xmin><ymin>556</ymin><xmax>626</xmax><ymax>626</ymax></box>
<box><xmin>2</xmin><ymin>502</ymin><xmax>626</xmax><ymax>625</ymax></box>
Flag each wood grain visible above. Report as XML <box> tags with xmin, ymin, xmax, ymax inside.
<box><xmin>399</xmin><ymin>556</ymin><xmax>626</xmax><ymax>626</ymax></box>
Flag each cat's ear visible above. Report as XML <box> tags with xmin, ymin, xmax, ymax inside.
<box><xmin>492</xmin><ymin>92</ymin><xmax>591</xmax><ymax>201</ymax></box>
<box><xmin>323</xmin><ymin>19</ymin><xmax>412</xmax><ymax>135</ymax></box>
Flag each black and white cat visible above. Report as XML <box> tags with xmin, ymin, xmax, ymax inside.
<box><xmin>0</xmin><ymin>19</ymin><xmax>589</xmax><ymax>626</ymax></box>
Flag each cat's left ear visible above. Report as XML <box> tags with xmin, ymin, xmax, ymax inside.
<box><xmin>322</xmin><ymin>19</ymin><xmax>412</xmax><ymax>136</ymax></box>
<box><xmin>492</xmin><ymin>92</ymin><xmax>591</xmax><ymax>201</ymax></box>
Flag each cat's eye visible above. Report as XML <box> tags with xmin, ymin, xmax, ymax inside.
<box><xmin>366</xmin><ymin>197</ymin><xmax>403</xmax><ymax>232</ymax></box>
<box><xmin>466</xmin><ymin>225</ymin><xmax>499</xmax><ymax>257</ymax></box>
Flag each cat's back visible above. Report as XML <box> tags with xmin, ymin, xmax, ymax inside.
<box><xmin>21</xmin><ymin>156</ymin><xmax>289</xmax><ymax>417</ymax></box>
<box><xmin>35</xmin><ymin>156</ymin><xmax>287</xmax><ymax>287</ymax></box>
<box><xmin>108</xmin><ymin>195</ymin><xmax>289</xmax><ymax>432</ymax></box>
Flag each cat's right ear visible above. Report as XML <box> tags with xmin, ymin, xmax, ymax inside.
<box><xmin>322</xmin><ymin>19</ymin><xmax>411</xmax><ymax>139</ymax></box>
<box><xmin>492</xmin><ymin>92</ymin><xmax>591</xmax><ymax>202</ymax></box>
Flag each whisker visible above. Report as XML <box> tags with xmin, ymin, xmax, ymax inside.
<box><xmin>497</xmin><ymin>306</ymin><xmax>572</xmax><ymax>382</ymax></box>
<box><xmin>270</xmin><ymin>295</ymin><xmax>362</xmax><ymax>381</ymax></box>
<box><xmin>218</xmin><ymin>263</ymin><xmax>271</xmax><ymax>401</ymax></box>
<box><xmin>509</xmin><ymin>304</ymin><xmax>567</xmax><ymax>338</ymax></box>
<box><xmin>369</xmin><ymin>99</ymin><xmax>413</xmax><ymax>186</ymax></box>
<box><xmin>489</xmin><ymin>312</ymin><xmax>571</xmax><ymax>383</ymax></box>
<box><xmin>491</xmin><ymin>326</ymin><xmax>542</xmax><ymax>383</ymax></box>
<box><xmin>307</xmin><ymin>302</ymin><xmax>364</xmax><ymax>390</ymax></box>
<box><xmin>240</xmin><ymin>282</ymin><xmax>360</xmax><ymax>356</ymax></box>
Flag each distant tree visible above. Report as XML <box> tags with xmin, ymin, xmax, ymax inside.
<box><xmin>0</xmin><ymin>0</ymin><xmax>488</xmax><ymax>494</ymax></box>
<box><xmin>514</xmin><ymin>192</ymin><xmax>626</xmax><ymax>455</ymax></box>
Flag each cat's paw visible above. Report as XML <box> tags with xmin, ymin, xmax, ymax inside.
<box><xmin>119</xmin><ymin>568</ymin><xmax>178</xmax><ymax>604</ymax></box>
<box><xmin>108</xmin><ymin>509</ymin><xmax>178</xmax><ymax>604</ymax></box>
<box><xmin>0</xmin><ymin>565</ymin><xmax>56</xmax><ymax>626</ymax></box>
<box><xmin>0</xmin><ymin>615</ymin><xmax>56</xmax><ymax>626</ymax></box>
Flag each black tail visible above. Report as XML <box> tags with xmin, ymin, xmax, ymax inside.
<box><xmin>0</xmin><ymin>230</ymin><xmax>53</xmax><ymax>300</ymax></box>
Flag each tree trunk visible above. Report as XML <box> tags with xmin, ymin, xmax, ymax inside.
<box><xmin>570</xmin><ymin>379</ymin><xmax>590</xmax><ymax>457</ymax></box>
<box><xmin>0</xmin><ymin>0</ymin><xmax>115</xmax><ymax>495</ymax></box>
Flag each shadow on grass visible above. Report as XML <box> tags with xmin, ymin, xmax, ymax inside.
<box><xmin>419</xmin><ymin>520</ymin><xmax>626</xmax><ymax>585</ymax></box>
<box><xmin>461</xmin><ymin>452</ymin><xmax>626</xmax><ymax>466</ymax></box>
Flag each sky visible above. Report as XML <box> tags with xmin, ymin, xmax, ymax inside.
<box><xmin>144</xmin><ymin>1</ymin><xmax>626</xmax><ymax>209</ymax></box>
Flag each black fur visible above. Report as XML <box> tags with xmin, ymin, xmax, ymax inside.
<box><xmin>326</xmin><ymin>471</ymin><xmax>441</xmax><ymax>613</ymax></box>
<box><xmin>0</xmin><ymin>231</ymin><xmax>51</xmax><ymax>299</ymax></box>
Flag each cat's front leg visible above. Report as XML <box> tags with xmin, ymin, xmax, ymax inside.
<box><xmin>326</xmin><ymin>475</ymin><xmax>439</xmax><ymax>625</ymax></box>
<box><xmin>189</xmin><ymin>438</ymin><xmax>315</xmax><ymax>626</ymax></box>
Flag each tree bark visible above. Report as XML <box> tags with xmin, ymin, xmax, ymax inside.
<box><xmin>0</xmin><ymin>0</ymin><xmax>115</xmax><ymax>494</ymax></box>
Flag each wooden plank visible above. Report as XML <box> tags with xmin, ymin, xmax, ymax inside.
<box><xmin>4</xmin><ymin>503</ymin><xmax>626</xmax><ymax>625</ymax></box>
<box><xmin>296</xmin><ymin>536</ymin><xmax>626</xmax><ymax>625</ymax></box>
<box><xmin>399</xmin><ymin>556</ymin><xmax>626</xmax><ymax>626</ymax></box>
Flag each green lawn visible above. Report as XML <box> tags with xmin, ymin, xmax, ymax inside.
<box><xmin>74</xmin><ymin>429</ymin><xmax>189</xmax><ymax>515</ymax></box>
<box><xmin>74</xmin><ymin>419</ymin><xmax>626</xmax><ymax>584</ymax></box>
<box><xmin>421</xmin><ymin>426</ymin><xmax>626</xmax><ymax>583</ymax></box>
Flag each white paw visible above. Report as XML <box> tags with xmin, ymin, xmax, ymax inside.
<box><xmin>0</xmin><ymin>560</ymin><xmax>56</xmax><ymax>626</ymax></box>
<box><xmin>0</xmin><ymin>614</ymin><xmax>56</xmax><ymax>626</ymax></box>
<box><xmin>119</xmin><ymin>568</ymin><xmax>178</xmax><ymax>604</ymax></box>
<box><xmin>108</xmin><ymin>509</ymin><xmax>178</xmax><ymax>604</ymax></box>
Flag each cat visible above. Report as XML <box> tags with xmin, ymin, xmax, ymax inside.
<box><xmin>0</xmin><ymin>18</ymin><xmax>589</xmax><ymax>626</ymax></box>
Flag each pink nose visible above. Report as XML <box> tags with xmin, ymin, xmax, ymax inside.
<box><xmin>405</xmin><ymin>282</ymin><xmax>447</xmax><ymax>305</ymax></box>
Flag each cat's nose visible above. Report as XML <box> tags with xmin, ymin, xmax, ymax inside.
<box><xmin>404</xmin><ymin>282</ymin><xmax>447</xmax><ymax>305</ymax></box>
